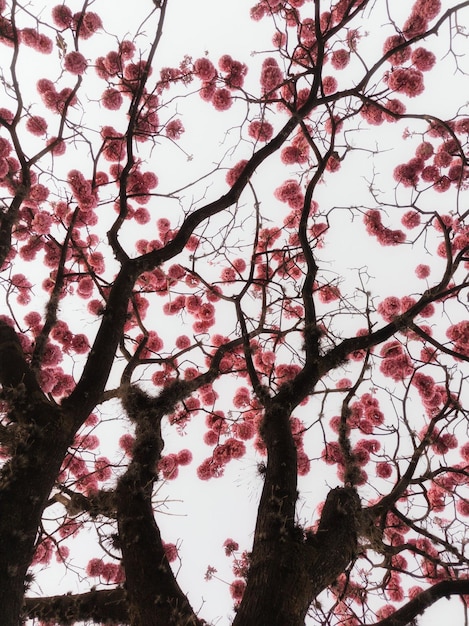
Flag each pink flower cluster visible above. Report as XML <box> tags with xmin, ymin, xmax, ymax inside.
<box><xmin>379</xmin><ymin>341</ymin><xmax>414</xmax><ymax>381</ymax></box>
<box><xmin>158</xmin><ymin>449</ymin><xmax>193</xmax><ymax>480</ymax></box>
<box><xmin>403</xmin><ymin>0</ymin><xmax>441</xmax><ymax>39</ymax></box>
<box><xmin>394</xmin><ymin>135</ymin><xmax>466</xmax><ymax>192</ymax></box>
<box><xmin>330</xmin><ymin>393</ymin><xmax>384</xmax><ymax>437</ymax></box>
<box><xmin>36</xmin><ymin>78</ymin><xmax>78</xmax><ymax>113</ymax></box>
<box><xmin>86</xmin><ymin>558</ymin><xmax>125</xmax><ymax>583</ymax></box>
<box><xmin>364</xmin><ymin>210</ymin><xmax>405</xmax><ymax>246</ymax></box>
<box><xmin>280</xmin><ymin>131</ymin><xmax>310</xmax><ymax>165</ymax></box>
<box><xmin>446</xmin><ymin>321</ymin><xmax>469</xmax><ymax>357</ymax></box>
<box><xmin>274</xmin><ymin>179</ymin><xmax>304</xmax><ymax>210</ymax></box>
<box><xmin>193</xmin><ymin>55</ymin><xmax>247</xmax><ymax>111</ymax></box>
<box><xmin>64</xmin><ymin>51</ymin><xmax>88</xmax><ymax>75</ymax></box>
<box><xmin>226</xmin><ymin>159</ymin><xmax>248</xmax><ymax>186</ymax></box>
<box><xmin>198</xmin><ymin>422</ymin><xmax>247</xmax><ymax>480</ymax></box>
<box><xmin>101</xmin><ymin>126</ymin><xmax>126</xmax><ymax>162</ymax></box>
<box><xmin>388</xmin><ymin>68</ymin><xmax>424</xmax><ymax>98</ymax></box>
<box><xmin>412</xmin><ymin>372</ymin><xmax>451</xmax><ymax>417</ymax></box>
<box><xmin>323</xmin><ymin>431</ymin><xmax>381</xmax><ymax>486</ymax></box>
<box><xmin>248</xmin><ymin>119</ymin><xmax>274</xmax><ymax>142</ymax></box>
<box><xmin>51</xmin><ymin>8</ymin><xmax>102</xmax><ymax>39</ymax></box>
<box><xmin>67</xmin><ymin>169</ymin><xmax>98</xmax><ymax>211</ymax></box>
<box><xmin>260</xmin><ymin>57</ymin><xmax>283</xmax><ymax>96</ymax></box>
<box><xmin>20</xmin><ymin>28</ymin><xmax>53</xmax><ymax>54</ymax></box>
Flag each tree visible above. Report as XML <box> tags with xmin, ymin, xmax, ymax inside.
<box><xmin>0</xmin><ymin>0</ymin><xmax>468</xmax><ymax>624</ymax></box>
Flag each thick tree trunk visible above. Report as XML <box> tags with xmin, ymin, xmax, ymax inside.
<box><xmin>0</xmin><ymin>417</ymin><xmax>72</xmax><ymax>626</ymax></box>
<box><xmin>116</xmin><ymin>386</ymin><xmax>201</xmax><ymax>626</ymax></box>
<box><xmin>0</xmin><ymin>322</ymin><xmax>71</xmax><ymax>626</ymax></box>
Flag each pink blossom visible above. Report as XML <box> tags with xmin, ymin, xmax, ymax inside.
<box><xmin>434</xmin><ymin>176</ymin><xmax>451</xmax><ymax>193</ymax></box>
<box><xmin>318</xmin><ymin>285</ymin><xmax>340</xmax><ymax>303</ymax></box>
<box><xmin>248</xmin><ymin>120</ymin><xmax>274</xmax><ymax>142</ymax></box>
<box><xmin>119</xmin><ymin>40</ymin><xmax>136</xmax><ymax>60</ymax></box>
<box><xmin>221</xmin><ymin>267</ymin><xmax>236</xmax><ymax>282</ymax></box>
<box><xmin>401</xmin><ymin>211</ymin><xmax>421</xmax><ymax>229</ymax></box>
<box><xmin>361</xmin><ymin>103</ymin><xmax>383</xmax><ymax>126</ymax></box>
<box><xmin>281</xmin><ymin>145</ymin><xmax>308</xmax><ymax>165</ymax></box>
<box><xmin>32</xmin><ymin>210</ymin><xmax>53</xmax><ymax>234</ymax></box>
<box><xmin>119</xmin><ymin>434</ymin><xmax>135</xmax><ymax>455</ymax></box>
<box><xmin>166</xmin><ymin>119</ymin><xmax>185</xmax><ymax>139</ymax></box>
<box><xmin>86</xmin><ymin>557</ymin><xmax>104</xmax><ymax>577</ymax></box>
<box><xmin>229</xmin><ymin>579</ymin><xmax>246</xmax><ymax>601</ymax></box>
<box><xmin>29</xmin><ymin>184</ymin><xmax>49</xmax><ymax>203</ymax></box>
<box><xmin>415</xmin><ymin>264</ymin><xmax>430</xmax><ymax>279</ymax></box>
<box><xmin>383</xmin><ymin>98</ymin><xmax>406</xmax><ymax>121</ymax></box>
<box><xmin>421</xmin><ymin>165</ymin><xmax>439</xmax><ymax>182</ymax></box>
<box><xmin>134</xmin><ymin>207</ymin><xmax>150</xmax><ymax>224</ymax></box>
<box><xmin>74</xmin><ymin>11</ymin><xmax>102</xmax><ymax>39</ymax></box>
<box><xmin>194</xmin><ymin>57</ymin><xmax>217</xmax><ymax>81</ymax></box>
<box><xmin>297</xmin><ymin>450</ymin><xmax>310</xmax><ymax>476</ymax></box>
<box><xmin>388</xmin><ymin>68</ymin><xmax>424</xmax><ymax>98</ymax></box>
<box><xmin>176</xmin><ymin>449</ymin><xmax>192</xmax><ymax>465</ymax></box>
<box><xmin>383</xmin><ymin>35</ymin><xmax>411</xmax><ymax>65</ymax></box>
<box><xmin>260</xmin><ymin>57</ymin><xmax>282</xmax><ymax>95</ymax></box>
<box><xmin>157</xmin><ymin>218</ymin><xmax>171</xmax><ymax>234</ymax></box>
<box><xmin>380</xmin><ymin>353</ymin><xmax>414</xmax><ymax>381</ymax></box>
<box><xmin>331</xmin><ymin>48</ymin><xmax>350</xmax><ymax>70</ymax></box>
<box><xmin>52</xmin><ymin>5</ymin><xmax>73</xmax><ymax>28</ymax></box>
<box><xmin>26</xmin><ymin>116</ymin><xmax>47</xmax><ymax>136</ymax></box>
<box><xmin>250</xmin><ymin>4</ymin><xmax>266</xmax><ymax>20</ymax></box>
<box><xmin>413</xmin><ymin>0</ymin><xmax>441</xmax><ymax>20</ymax></box>
<box><xmin>460</xmin><ymin>442</ymin><xmax>469</xmax><ymax>462</ymax></box>
<box><xmin>199</xmin><ymin>80</ymin><xmax>217</xmax><ymax>102</ymax></box>
<box><xmin>403</xmin><ymin>13</ymin><xmax>428</xmax><ymax>39</ymax></box>
<box><xmin>326</xmin><ymin>154</ymin><xmax>340</xmax><ymax>172</ymax></box>
<box><xmin>77</xmin><ymin>276</ymin><xmax>94</xmax><ymax>299</ymax></box>
<box><xmin>225</xmin><ymin>60</ymin><xmax>247</xmax><ymax>89</ymax></box>
<box><xmin>226</xmin><ymin>159</ymin><xmax>248</xmax><ymax>186</ymax></box>
<box><xmin>197</xmin><ymin>457</ymin><xmax>223</xmax><ymax>480</ymax></box>
<box><xmin>64</xmin><ymin>51</ymin><xmax>88</xmax><ymax>75</ymax></box>
<box><xmin>457</xmin><ymin>500</ymin><xmax>469</xmax><ymax>517</ymax></box>
<box><xmin>233</xmin><ymin>387</ymin><xmax>251</xmax><ymax>408</ymax></box>
<box><xmin>41</xmin><ymin>342</ymin><xmax>62</xmax><ymax>367</ymax></box>
<box><xmin>412</xmin><ymin>47</ymin><xmax>436</xmax><ymax>71</ymax></box>
<box><xmin>174</xmin><ymin>335</ymin><xmax>191</xmax><ymax>351</ymax></box>
<box><xmin>48</xmin><ymin>137</ymin><xmax>66</xmax><ymax>156</ymax></box>
<box><xmin>376</xmin><ymin>462</ymin><xmax>393</xmax><ymax>478</ymax></box>
<box><xmin>322</xmin><ymin>76</ymin><xmax>337</xmax><ymax>95</ymax></box>
<box><xmin>75</xmin><ymin>433</ymin><xmax>99</xmax><ymax>450</ymax></box>
<box><xmin>158</xmin><ymin>454</ymin><xmax>179</xmax><ymax>479</ymax></box>
<box><xmin>163</xmin><ymin>542</ymin><xmax>178</xmax><ymax>562</ymax></box>
<box><xmin>224</xmin><ymin>538</ymin><xmax>239</xmax><ymax>555</ymax></box>
<box><xmin>95</xmin><ymin>457</ymin><xmax>112</xmax><ymax>482</ymax></box>
<box><xmin>0</xmin><ymin>108</ymin><xmax>13</xmax><ymax>124</ymax></box>
<box><xmin>446</xmin><ymin>321</ymin><xmax>469</xmax><ymax>356</ymax></box>
<box><xmin>0</xmin><ymin>137</ymin><xmax>11</xmax><ymax>158</ymax></box>
<box><xmin>212</xmin><ymin>88</ymin><xmax>232</xmax><ymax>111</ymax></box>
<box><xmin>101</xmin><ymin>562</ymin><xmax>124</xmax><ymax>584</ymax></box>
<box><xmin>393</xmin><ymin>159</ymin><xmax>423</xmax><ymax>187</ymax></box>
<box><xmin>101</xmin><ymin>88</ymin><xmax>123</xmax><ymax>111</ymax></box>
<box><xmin>218</xmin><ymin>54</ymin><xmax>233</xmax><ymax>72</ymax></box>
<box><xmin>233</xmin><ymin>421</ymin><xmax>256</xmax><ymax>440</ymax></box>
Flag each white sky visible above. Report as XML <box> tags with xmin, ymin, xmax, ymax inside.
<box><xmin>3</xmin><ymin>0</ymin><xmax>469</xmax><ymax>624</ymax></box>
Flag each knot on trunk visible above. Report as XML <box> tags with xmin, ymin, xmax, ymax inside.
<box><xmin>306</xmin><ymin>487</ymin><xmax>361</xmax><ymax>594</ymax></box>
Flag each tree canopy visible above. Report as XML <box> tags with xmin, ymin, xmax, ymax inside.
<box><xmin>0</xmin><ymin>1</ymin><xmax>468</xmax><ymax>625</ymax></box>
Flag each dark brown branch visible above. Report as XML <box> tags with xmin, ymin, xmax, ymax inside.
<box><xmin>116</xmin><ymin>385</ymin><xmax>200</xmax><ymax>626</ymax></box>
<box><xmin>23</xmin><ymin>588</ymin><xmax>128</xmax><ymax>624</ymax></box>
<box><xmin>0</xmin><ymin>320</ymin><xmax>46</xmax><ymax>406</ymax></box>
<box><xmin>371</xmin><ymin>580</ymin><xmax>469</xmax><ymax>626</ymax></box>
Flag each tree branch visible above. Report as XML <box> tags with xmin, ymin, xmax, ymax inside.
<box><xmin>371</xmin><ymin>580</ymin><xmax>469</xmax><ymax>626</ymax></box>
<box><xmin>23</xmin><ymin>588</ymin><xmax>128</xmax><ymax>624</ymax></box>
